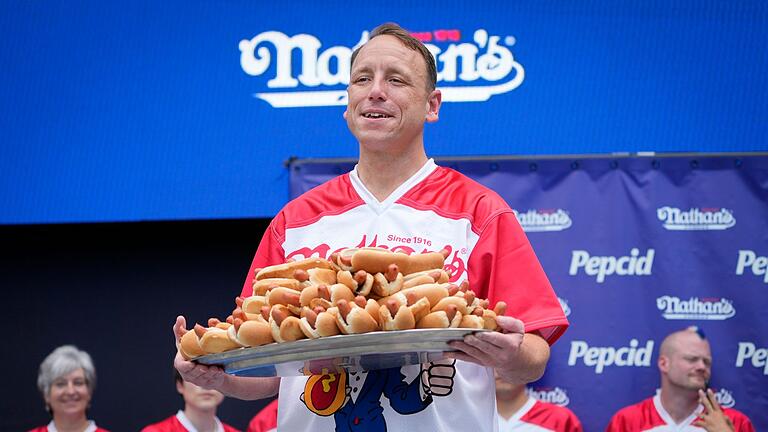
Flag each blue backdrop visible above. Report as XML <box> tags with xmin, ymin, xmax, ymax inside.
<box><xmin>1</xmin><ymin>1</ymin><xmax>767</xmax><ymax>224</ymax></box>
<box><xmin>290</xmin><ymin>153</ymin><xmax>768</xmax><ymax>431</ymax></box>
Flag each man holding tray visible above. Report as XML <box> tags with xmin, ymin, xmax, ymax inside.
<box><xmin>174</xmin><ymin>22</ymin><xmax>568</xmax><ymax>432</ymax></box>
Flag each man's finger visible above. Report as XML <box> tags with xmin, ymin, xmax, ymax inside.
<box><xmin>699</xmin><ymin>389</ymin><xmax>714</xmax><ymax>412</ymax></box>
<box><xmin>707</xmin><ymin>389</ymin><xmax>722</xmax><ymax>412</ymax></box>
<box><xmin>496</xmin><ymin>316</ymin><xmax>525</xmax><ymax>334</ymax></box>
<box><xmin>173</xmin><ymin>315</ymin><xmax>187</xmax><ymax>343</ymax></box>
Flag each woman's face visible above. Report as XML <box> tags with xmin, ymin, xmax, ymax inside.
<box><xmin>46</xmin><ymin>368</ymin><xmax>91</xmax><ymax>417</ymax></box>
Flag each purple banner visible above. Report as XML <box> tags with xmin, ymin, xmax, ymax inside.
<box><xmin>289</xmin><ymin>153</ymin><xmax>768</xmax><ymax>431</ymax></box>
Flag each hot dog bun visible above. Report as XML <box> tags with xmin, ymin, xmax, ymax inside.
<box><xmin>343</xmin><ymin>247</ymin><xmax>447</xmax><ymax>275</ymax></box>
<box><xmin>179</xmin><ymin>328</ymin><xmax>206</xmax><ymax>360</ymax></box>
<box><xmin>255</xmin><ymin>258</ymin><xmax>334</xmax><ymax>280</ymax></box>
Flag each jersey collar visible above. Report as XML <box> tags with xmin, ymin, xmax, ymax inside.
<box><xmin>349</xmin><ymin>158</ymin><xmax>437</xmax><ymax>214</ymax></box>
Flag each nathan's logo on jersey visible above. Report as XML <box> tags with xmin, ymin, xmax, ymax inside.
<box><xmin>569</xmin><ymin>248</ymin><xmax>654</xmax><ymax>283</ymax></box>
<box><xmin>568</xmin><ymin>339</ymin><xmax>654</xmax><ymax>374</ymax></box>
<box><xmin>239</xmin><ymin>28</ymin><xmax>523</xmax><ymax>108</ymax></box>
<box><xmin>285</xmin><ymin>234</ymin><xmax>467</xmax><ymax>281</ymax></box>
<box><xmin>528</xmin><ymin>386</ymin><xmax>570</xmax><ymax>406</ymax></box>
<box><xmin>735</xmin><ymin>250</ymin><xmax>768</xmax><ymax>283</ymax></box>
<box><xmin>735</xmin><ymin>342</ymin><xmax>768</xmax><ymax>375</ymax></box>
<box><xmin>714</xmin><ymin>388</ymin><xmax>736</xmax><ymax>408</ymax></box>
<box><xmin>513</xmin><ymin>209</ymin><xmax>572</xmax><ymax>232</ymax></box>
<box><xmin>558</xmin><ymin>297</ymin><xmax>571</xmax><ymax>317</ymax></box>
<box><xmin>656</xmin><ymin>296</ymin><xmax>735</xmax><ymax>320</ymax></box>
<box><xmin>657</xmin><ymin>206</ymin><xmax>735</xmax><ymax>231</ymax></box>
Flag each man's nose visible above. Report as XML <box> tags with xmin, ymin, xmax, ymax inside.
<box><xmin>367</xmin><ymin>78</ymin><xmax>387</xmax><ymax>101</ymax></box>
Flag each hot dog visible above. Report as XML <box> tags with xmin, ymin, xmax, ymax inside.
<box><xmin>417</xmin><ymin>304</ymin><xmax>463</xmax><ymax>329</ymax></box>
<box><xmin>371</xmin><ymin>264</ymin><xmax>404</xmax><ymax>297</ymax></box>
<box><xmin>179</xmin><ymin>328</ymin><xmax>207</xmax><ymax>360</ymax></box>
<box><xmin>337</xmin><ymin>270</ymin><xmax>374</xmax><ymax>297</ymax></box>
<box><xmin>335</xmin><ymin>297</ymin><xmax>380</xmax><ymax>334</ymax></box>
<box><xmin>269</xmin><ymin>305</ymin><xmax>306</xmax><ymax>343</ymax></box>
<box><xmin>255</xmin><ymin>258</ymin><xmax>335</xmax><ymax>280</ymax></box>
<box><xmin>195</xmin><ymin>320</ymin><xmax>241</xmax><ymax>354</ymax></box>
<box><xmin>252</xmin><ymin>278</ymin><xmax>302</xmax><ymax>296</ymax></box>
<box><xmin>228</xmin><ymin>306</ymin><xmax>274</xmax><ymax>347</ymax></box>
<box><xmin>334</xmin><ymin>247</ymin><xmax>448</xmax><ymax>275</ymax></box>
<box><xmin>299</xmin><ymin>306</ymin><xmax>341</xmax><ymax>339</ymax></box>
<box><xmin>379</xmin><ymin>296</ymin><xmax>431</xmax><ymax>331</ymax></box>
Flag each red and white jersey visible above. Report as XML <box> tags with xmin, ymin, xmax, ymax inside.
<box><xmin>242</xmin><ymin>159</ymin><xmax>569</xmax><ymax>432</ymax></box>
<box><xmin>246</xmin><ymin>399</ymin><xmax>277</xmax><ymax>432</ymax></box>
<box><xmin>29</xmin><ymin>421</ymin><xmax>108</xmax><ymax>432</ymax></box>
<box><xmin>606</xmin><ymin>395</ymin><xmax>755</xmax><ymax>432</ymax></box>
<box><xmin>140</xmin><ymin>411</ymin><xmax>240</xmax><ymax>432</ymax></box>
<box><xmin>498</xmin><ymin>397</ymin><xmax>583</xmax><ymax>432</ymax></box>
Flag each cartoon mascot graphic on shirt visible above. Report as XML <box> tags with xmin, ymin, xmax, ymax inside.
<box><xmin>301</xmin><ymin>360</ymin><xmax>456</xmax><ymax>431</ymax></box>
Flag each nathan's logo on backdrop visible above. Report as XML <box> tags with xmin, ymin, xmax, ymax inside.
<box><xmin>513</xmin><ymin>209</ymin><xmax>572</xmax><ymax>232</ymax></box>
<box><xmin>558</xmin><ymin>297</ymin><xmax>571</xmax><ymax>317</ymax></box>
<box><xmin>528</xmin><ymin>386</ymin><xmax>570</xmax><ymax>406</ymax></box>
<box><xmin>656</xmin><ymin>296</ymin><xmax>735</xmax><ymax>320</ymax></box>
<box><xmin>238</xmin><ymin>28</ymin><xmax>524</xmax><ymax>108</ymax></box>
<box><xmin>657</xmin><ymin>206</ymin><xmax>735</xmax><ymax>231</ymax></box>
<box><xmin>568</xmin><ymin>339</ymin><xmax>654</xmax><ymax>374</ymax></box>
<box><xmin>736</xmin><ymin>250</ymin><xmax>768</xmax><ymax>283</ymax></box>
<box><xmin>569</xmin><ymin>248</ymin><xmax>655</xmax><ymax>283</ymax></box>
<box><xmin>714</xmin><ymin>388</ymin><xmax>736</xmax><ymax>408</ymax></box>
<box><xmin>736</xmin><ymin>342</ymin><xmax>768</xmax><ymax>375</ymax></box>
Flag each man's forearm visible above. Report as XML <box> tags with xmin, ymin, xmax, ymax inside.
<box><xmin>496</xmin><ymin>332</ymin><xmax>551</xmax><ymax>384</ymax></box>
<box><xmin>219</xmin><ymin>375</ymin><xmax>281</xmax><ymax>400</ymax></box>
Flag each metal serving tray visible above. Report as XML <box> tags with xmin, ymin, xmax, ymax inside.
<box><xmin>194</xmin><ymin>328</ymin><xmax>486</xmax><ymax>377</ymax></box>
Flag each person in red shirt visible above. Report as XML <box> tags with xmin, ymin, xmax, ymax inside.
<box><xmin>29</xmin><ymin>345</ymin><xmax>110</xmax><ymax>432</ymax></box>
<box><xmin>141</xmin><ymin>370</ymin><xmax>240</xmax><ymax>432</ymax></box>
<box><xmin>246</xmin><ymin>399</ymin><xmax>277</xmax><ymax>432</ymax></box>
<box><xmin>606</xmin><ymin>327</ymin><xmax>755</xmax><ymax>432</ymax></box>
<box><xmin>496</xmin><ymin>373</ymin><xmax>583</xmax><ymax>432</ymax></box>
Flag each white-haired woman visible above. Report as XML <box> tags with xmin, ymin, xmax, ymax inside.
<box><xmin>30</xmin><ymin>345</ymin><xmax>110</xmax><ymax>432</ymax></box>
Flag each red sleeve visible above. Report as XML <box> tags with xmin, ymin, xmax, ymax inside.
<box><xmin>247</xmin><ymin>399</ymin><xmax>279</xmax><ymax>432</ymax></box>
<box><xmin>467</xmin><ymin>211</ymin><xmax>568</xmax><ymax>345</ymax></box>
<box><xmin>564</xmin><ymin>409</ymin><xmax>584</xmax><ymax>432</ymax></box>
<box><xmin>726</xmin><ymin>409</ymin><xmax>756</xmax><ymax>432</ymax></box>
<box><xmin>240</xmin><ymin>213</ymin><xmax>287</xmax><ymax>297</ymax></box>
<box><xmin>27</xmin><ymin>428</ymin><xmax>47</xmax><ymax>432</ymax></box>
<box><xmin>605</xmin><ymin>410</ymin><xmax>633</xmax><ymax>432</ymax></box>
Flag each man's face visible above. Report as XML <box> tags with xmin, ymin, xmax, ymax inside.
<box><xmin>345</xmin><ymin>35</ymin><xmax>440</xmax><ymax>153</ymax></box>
<box><xmin>660</xmin><ymin>333</ymin><xmax>712</xmax><ymax>391</ymax></box>
<box><xmin>177</xmin><ymin>380</ymin><xmax>225</xmax><ymax>412</ymax></box>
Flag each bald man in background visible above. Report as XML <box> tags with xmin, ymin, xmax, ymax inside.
<box><xmin>606</xmin><ymin>327</ymin><xmax>754</xmax><ymax>432</ymax></box>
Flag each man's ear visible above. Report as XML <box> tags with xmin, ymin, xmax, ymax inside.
<box><xmin>658</xmin><ymin>355</ymin><xmax>669</xmax><ymax>373</ymax></box>
<box><xmin>176</xmin><ymin>380</ymin><xmax>185</xmax><ymax>395</ymax></box>
<box><xmin>425</xmin><ymin>89</ymin><xmax>442</xmax><ymax>123</ymax></box>
<box><xmin>343</xmin><ymin>110</ymin><xmax>348</xmax><ymax>120</ymax></box>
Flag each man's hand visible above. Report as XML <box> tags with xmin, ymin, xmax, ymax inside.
<box><xmin>693</xmin><ymin>389</ymin><xmax>735</xmax><ymax>432</ymax></box>
<box><xmin>445</xmin><ymin>315</ymin><xmax>525</xmax><ymax>368</ymax></box>
<box><xmin>445</xmin><ymin>316</ymin><xmax>549</xmax><ymax>383</ymax></box>
<box><xmin>173</xmin><ymin>315</ymin><xmax>227</xmax><ymax>391</ymax></box>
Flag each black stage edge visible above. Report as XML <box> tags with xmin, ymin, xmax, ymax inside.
<box><xmin>1</xmin><ymin>219</ymin><xmax>275</xmax><ymax>432</ymax></box>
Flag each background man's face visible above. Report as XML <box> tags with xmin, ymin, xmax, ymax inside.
<box><xmin>345</xmin><ymin>35</ymin><xmax>437</xmax><ymax>152</ymax></box>
<box><xmin>177</xmin><ymin>380</ymin><xmax>225</xmax><ymax>412</ymax></box>
<box><xmin>661</xmin><ymin>333</ymin><xmax>712</xmax><ymax>391</ymax></box>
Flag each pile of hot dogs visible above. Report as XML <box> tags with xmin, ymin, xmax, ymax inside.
<box><xmin>180</xmin><ymin>247</ymin><xmax>507</xmax><ymax>359</ymax></box>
